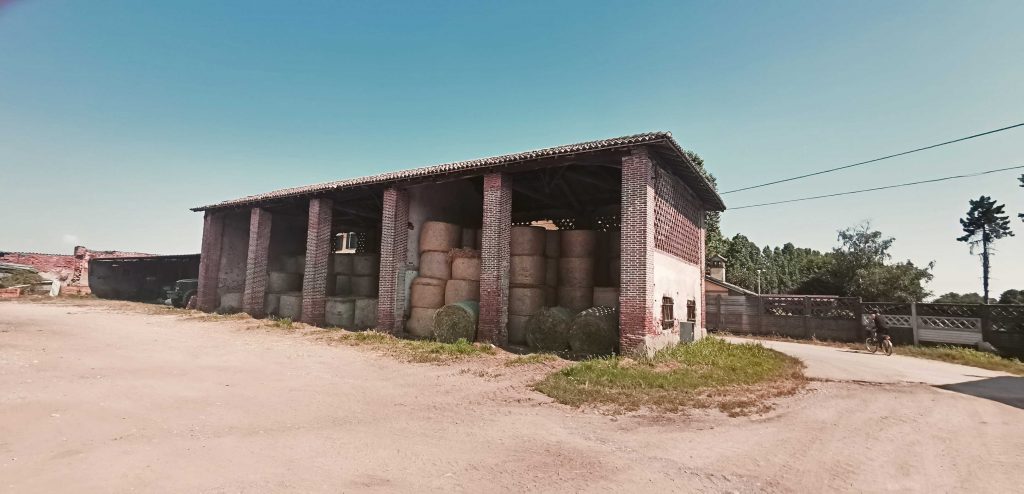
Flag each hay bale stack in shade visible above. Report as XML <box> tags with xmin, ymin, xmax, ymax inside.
<box><xmin>333</xmin><ymin>254</ymin><xmax>354</xmax><ymax>274</ymax></box>
<box><xmin>278</xmin><ymin>292</ymin><xmax>303</xmax><ymax>320</ymax></box>
<box><xmin>419</xmin><ymin>251</ymin><xmax>451</xmax><ymax>280</ymax></box>
<box><xmin>219</xmin><ymin>292</ymin><xmax>242</xmax><ymax>313</ymax></box>
<box><xmin>460</xmin><ymin>228</ymin><xmax>478</xmax><ymax>249</ymax></box>
<box><xmin>510</xmin><ymin>255</ymin><xmax>545</xmax><ymax>285</ymax></box>
<box><xmin>410</xmin><ymin>277</ymin><xmax>446</xmax><ymax>309</ymax></box>
<box><xmin>510</xmin><ymin>226</ymin><xmax>546</xmax><ymax>256</ymax></box>
<box><xmin>568</xmin><ymin>306</ymin><xmax>619</xmax><ymax>357</ymax></box>
<box><xmin>593</xmin><ymin>287</ymin><xmax>619</xmax><ymax>308</ymax></box>
<box><xmin>335</xmin><ymin>275</ymin><xmax>352</xmax><ymax>295</ymax></box>
<box><xmin>419</xmin><ymin>221</ymin><xmax>462</xmax><ymax>253</ymax></box>
<box><xmin>544</xmin><ymin>258</ymin><xmax>558</xmax><ymax>287</ymax></box>
<box><xmin>282</xmin><ymin>254</ymin><xmax>306</xmax><ymax>274</ymax></box>
<box><xmin>558</xmin><ymin>257</ymin><xmax>594</xmax><ymax>287</ymax></box>
<box><xmin>508</xmin><ymin>286</ymin><xmax>545</xmax><ymax>344</ymax></box>
<box><xmin>508</xmin><ymin>315</ymin><xmax>530</xmax><ymax>344</ymax></box>
<box><xmin>544</xmin><ymin>229</ymin><xmax>561</xmax><ymax>259</ymax></box>
<box><xmin>325</xmin><ymin>297</ymin><xmax>355</xmax><ymax>327</ymax></box>
<box><xmin>526</xmin><ymin>306</ymin><xmax>574</xmax><ymax>352</ymax></box>
<box><xmin>560</xmin><ymin>230</ymin><xmax>597</xmax><ymax>258</ymax></box>
<box><xmin>557</xmin><ymin>286</ymin><xmax>593</xmax><ymax>313</ymax></box>
<box><xmin>450</xmin><ymin>250</ymin><xmax>481</xmax><ymax>281</ymax></box>
<box><xmin>353</xmin><ymin>298</ymin><xmax>378</xmax><ymax>329</ymax></box>
<box><xmin>264</xmin><ymin>293</ymin><xmax>282</xmax><ymax>315</ymax></box>
<box><xmin>445</xmin><ymin>280</ymin><xmax>479</xmax><ymax>304</ymax></box>
<box><xmin>268</xmin><ymin>271</ymin><xmax>302</xmax><ymax>293</ymax></box>
<box><xmin>433</xmin><ymin>301</ymin><xmax>479</xmax><ymax>343</ymax></box>
<box><xmin>352</xmin><ymin>253</ymin><xmax>379</xmax><ymax>276</ymax></box>
<box><xmin>351</xmin><ymin>275</ymin><xmax>379</xmax><ymax>297</ymax></box>
<box><xmin>556</xmin><ymin>229</ymin><xmax>597</xmax><ymax>311</ymax></box>
<box><xmin>608</xmin><ymin>258</ymin><xmax>621</xmax><ymax>285</ymax></box>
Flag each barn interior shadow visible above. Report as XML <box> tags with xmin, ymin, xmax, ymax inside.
<box><xmin>937</xmin><ymin>376</ymin><xmax>1024</xmax><ymax>410</ymax></box>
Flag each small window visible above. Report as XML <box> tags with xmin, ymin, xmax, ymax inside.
<box><xmin>686</xmin><ymin>299</ymin><xmax>696</xmax><ymax>322</ymax></box>
<box><xmin>346</xmin><ymin>232</ymin><xmax>359</xmax><ymax>249</ymax></box>
<box><xmin>661</xmin><ymin>296</ymin><xmax>675</xmax><ymax>330</ymax></box>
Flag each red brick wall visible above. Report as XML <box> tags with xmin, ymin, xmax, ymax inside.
<box><xmin>619</xmin><ymin>147</ymin><xmax>657</xmax><ymax>353</ymax></box>
<box><xmin>378</xmin><ymin>188</ymin><xmax>410</xmax><ymax>333</ymax></box>
<box><xmin>301</xmin><ymin>198</ymin><xmax>333</xmax><ymax>325</ymax></box>
<box><xmin>243</xmin><ymin>208</ymin><xmax>272</xmax><ymax>318</ymax></box>
<box><xmin>653</xmin><ymin>166</ymin><xmax>703</xmax><ymax>266</ymax></box>
<box><xmin>478</xmin><ymin>172</ymin><xmax>512</xmax><ymax>345</ymax></box>
<box><xmin>197</xmin><ymin>211</ymin><xmax>225</xmax><ymax>311</ymax></box>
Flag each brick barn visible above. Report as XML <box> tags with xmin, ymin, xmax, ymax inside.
<box><xmin>191</xmin><ymin>132</ymin><xmax>725</xmax><ymax>355</ymax></box>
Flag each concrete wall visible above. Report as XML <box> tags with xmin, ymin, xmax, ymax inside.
<box><xmin>0</xmin><ymin>247</ymin><xmax>153</xmax><ymax>293</ymax></box>
<box><xmin>217</xmin><ymin>211</ymin><xmax>250</xmax><ymax>296</ymax></box>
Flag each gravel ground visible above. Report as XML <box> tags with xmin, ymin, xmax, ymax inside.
<box><xmin>2</xmin><ymin>301</ymin><xmax>1022</xmax><ymax>493</ymax></box>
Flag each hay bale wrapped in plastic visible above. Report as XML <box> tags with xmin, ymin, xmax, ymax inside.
<box><xmin>526</xmin><ymin>306</ymin><xmax>574</xmax><ymax>352</ymax></box>
<box><xmin>433</xmin><ymin>301</ymin><xmax>479</xmax><ymax>343</ymax></box>
<box><xmin>568</xmin><ymin>306</ymin><xmax>619</xmax><ymax>357</ymax></box>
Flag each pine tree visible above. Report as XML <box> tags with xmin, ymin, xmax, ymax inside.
<box><xmin>957</xmin><ymin>196</ymin><xmax>1015</xmax><ymax>302</ymax></box>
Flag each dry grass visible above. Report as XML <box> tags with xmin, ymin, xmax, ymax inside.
<box><xmin>316</xmin><ymin>330</ymin><xmax>497</xmax><ymax>363</ymax></box>
<box><xmin>505</xmin><ymin>353</ymin><xmax>560</xmax><ymax>367</ymax></box>
<box><xmin>534</xmin><ymin>337</ymin><xmax>805</xmax><ymax>416</ymax></box>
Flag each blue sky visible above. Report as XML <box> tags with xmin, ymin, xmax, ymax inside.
<box><xmin>2</xmin><ymin>0</ymin><xmax>1022</xmax><ymax>296</ymax></box>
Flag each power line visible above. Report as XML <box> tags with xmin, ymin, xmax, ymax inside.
<box><xmin>721</xmin><ymin>122</ymin><xmax>1024</xmax><ymax>194</ymax></box>
<box><xmin>729</xmin><ymin>165</ymin><xmax>1024</xmax><ymax>210</ymax></box>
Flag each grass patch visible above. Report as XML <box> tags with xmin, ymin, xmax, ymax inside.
<box><xmin>269</xmin><ymin>316</ymin><xmax>294</xmax><ymax>329</ymax></box>
<box><xmin>332</xmin><ymin>331</ymin><xmax>496</xmax><ymax>363</ymax></box>
<box><xmin>505</xmin><ymin>353</ymin><xmax>560</xmax><ymax>367</ymax></box>
<box><xmin>897</xmin><ymin>345</ymin><xmax>1024</xmax><ymax>375</ymax></box>
<box><xmin>534</xmin><ymin>337</ymin><xmax>804</xmax><ymax>416</ymax></box>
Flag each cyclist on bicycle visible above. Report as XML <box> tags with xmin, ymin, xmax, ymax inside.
<box><xmin>868</xmin><ymin>310</ymin><xmax>889</xmax><ymax>341</ymax></box>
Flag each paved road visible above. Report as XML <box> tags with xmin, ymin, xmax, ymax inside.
<box><xmin>726</xmin><ymin>336</ymin><xmax>1011</xmax><ymax>385</ymax></box>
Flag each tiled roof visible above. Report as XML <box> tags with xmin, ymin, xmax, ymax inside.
<box><xmin>192</xmin><ymin>131</ymin><xmax>726</xmax><ymax>211</ymax></box>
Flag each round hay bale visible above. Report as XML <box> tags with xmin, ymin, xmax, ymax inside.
<box><xmin>282</xmin><ymin>255</ymin><xmax>306</xmax><ymax>274</ymax></box>
<box><xmin>560</xmin><ymin>230</ymin><xmax>597</xmax><ymax>258</ymax></box>
<box><xmin>544</xmin><ymin>286</ymin><xmax>558</xmax><ymax>306</ymax></box>
<box><xmin>219</xmin><ymin>292</ymin><xmax>242</xmax><ymax>312</ymax></box>
<box><xmin>264</xmin><ymin>293</ymin><xmax>282</xmax><ymax>316</ymax></box>
<box><xmin>406</xmin><ymin>307</ymin><xmax>437</xmax><ymax>337</ymax></box>
<box><xmin>268</xmin><ymin>271</ymin><xmax>302</xmax><ymax>293</ymax></box>
<box><xmin>461</xmin><ymin>228</ymin><xmax>476</xmax><ymax>249</ymax></box>
<box><xmin>419</xmin><ymin>251</ymin><xmax>451</xmax><ymax>280</ymax></box>
<box><xmin>410</xmin><ymin>277</ymin><xmax>446</xmax><ymax>308</ymax></box>
<box><xmin>510</xmin><ymin>255</ymin><xmax>545</xmax><ymax>285</ymax></box>
<box><xmin>325</xmin><ymin>297</ymin><xmax>355</xmax><ymax>328</ymax></box>
<box><xmin>278</xmin><ymin>292</ymin><xmax>303</xmax><ymax>320</ymax></box>
<box><xmin>593</xmin><ymin>287</ymin><xmax>619</xmax><ymax>308</ymax></box>
<box><xmin>351</xmin><ymin>275</ymin><xmax>379</xmax><ymax>297</ymax></box>
<box><xmin>544</xmin><ymin>229</ymin><xmax>561</xmax><ymax>258</ymax></box>
<box><xmin>509</xmin><ymin>286</ymin><xmax>545</xmax><ymax>316</ymax></box>
<box><xmin>526</xmin><ymin>306</ymin><xmax>574</xmax><ymax>351</ymax></box>
<box><xmin>335</xmin><ymin>275</ymin><xmax>352</xmax><ymax>296</ymax></box>
<box><xmin>420</xmin><ymin>221</ymin><xmax>462</xmax><ymax>253</ymax></box>
<box><xmin>609</xmin><ymin>257</ymin><xmax>620</xmax><ymax>285</ymax></box>
<box><xmin>353</xmin><ymin>298</ymin><xmax>378</xmax><ymax>329</ymax></box>
<box><xmin>568</xmin><ymin>306</ymin><xmax>619</xmax><ymax>357</ymax></box>
<box><xmin>333</xmin><ymin>254</ymin><xmax>353</xmax><ymax>275</ymax></box>
<box><xmin>557</xmin><ymin>286</ymin><xmax>593</xmax><ymax>313</ymax></box>
<box><xmin>507</xmin><ymin>314</ymin><xmax>530</xmax><ymax>345</ymax></box>
<box><xmin>352</xmin><ymin>253</ymin><xmax>379</xmax><ymax>276</ymax></box>
<box><xmin>606</xmin><ymin>231</ymin><xmax>621</xmax><ymax>256</ymax></box>
<box><xmin>558</xmin><ymin>257</ymin><xmax>594</xmax><ymax>287</ymax></box>
<box><xmin>444</xmin><ymin>279</ymin><xmax>480</xmax><ymax>304</ymax></box>
<box><xmin>451</xmin><ymin>256</ymin><xmax>481</xmax><ymax>281</ymax></box>
<box><xmin>510</xmin><ymin>226</ymin><xmax>546</xmax><ymax>256</ymax></box>
<box><xmin>433</xmin><ymin>301</ymin><xmax>479</xmax><ymax>343</ymax></box>
<box><xmin>544</xmin><ymin>258</ymin><xmax>558</xmax><ymax>287</ymax></box>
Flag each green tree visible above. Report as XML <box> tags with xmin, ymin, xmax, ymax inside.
<box><xmin>1019</xmin><ymin>174</ymin><xmax>1023</xmax><ymax>223</ymax></box>
<box><xmin>999</xmin><ymin>289</ymin><xmax>1024</xmax><ymax>305</ymax></box>
<box><xmin>933</xmin><ymin>292</ymin><xmax>988</xmax><ymax>304</ymax></box>
<box><xmin>957</xmin><ymin>196</ymin><xmax>1015</xmax><ymax>302</ymax></box>
<box><xmin>684</xmin><ymin>150</ymin><xmax>727</xmax><ymax>257</ymax></box>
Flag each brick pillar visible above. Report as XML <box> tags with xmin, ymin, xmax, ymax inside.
<box><xmin>301</xmin><ymin>198</ymin><xmax>333</xmax><ymax>325</ymax></box>
<box><xmin>478</xmin><ymin>172</ymin><xmax>512</xmax><ymax>345</ymax></box>
<box><xmin>196</xmin><ymin>210</ymin><xmax>225</xmax><ymax>312</ymax></box>
<box><xmin>620</xmin><ymin>147</ymin><xmax>657</xmax><ymax>354</ymax></box>
<box><xmin>377</xmin><ymin>188</ymin><xmax>410</xmax><ymax>333</ymax></box>
<box><xmin>242</xmin><ymin>207</ymin><xmax>272</xmax><ymax>318</ymax></box>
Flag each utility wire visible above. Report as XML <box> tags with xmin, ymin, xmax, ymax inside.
<box><xmin>729</xmin><ymin>165</ymin><xmax>1024</xmax><ymax>210</ymax></box>
<box><xmin>721</xmin><ymin>122</ymin><xmax>1024</xmax><ymax>194</ymax></box>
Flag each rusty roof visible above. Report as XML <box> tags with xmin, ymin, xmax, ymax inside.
<box><xmin>192</xmin><ymin>131</ymin><xmax>726</xmax><ymax>212</ymax></box>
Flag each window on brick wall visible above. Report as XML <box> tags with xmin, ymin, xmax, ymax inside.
<box><xmin>686</xmin><ymin>299</ymin><xmax>696</xmax><ymax>322</ymax></box>
<box><xmin>661</xmin><ymin>296</ymin><xmax>675</xmax><ymax>330</ymax></box>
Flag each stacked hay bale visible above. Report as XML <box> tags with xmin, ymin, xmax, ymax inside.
<box><xmin>592</xmin><ymin>230</ymin><xmax>619</xmax><ymax>309</ymax></box>
<box><xmin>508</xmin><ymin>226</ymin><xmax>547</xmax><ymax>345</ymax></box>
<box><xmin>543</xmin><ymin>229</ymin><xmax>559</xmax><ymax>306</ymax></box>
<box><xmin>350</xmin><ymin>253</ymin><xmax>379</xmax><ymax>297</ymax></box>
<box><xmin>407</xmin><ymin>221</ymin><xmax>461</xmax><ymax>337</ymax></box>
<box><xmin>262</xmin><ymin>253</ymin><xmax>305</xmax><ymax>317</ymax></box>
<box><xmin>325</xmin><ymin>296</ymin><xmax>355</xmax><ymax>327</ymax></box>
<box><xmin>218</xmin><ymin>292</ymin><xmax>242</xmax><ymax>313</ymax></box>
<box><xmin>557</xmin><ymin>230</ymin><xmax>596</xmax><ymax>313</ymax></box>
<box><xmin>278</xmin><ymin>292</ymin><xmax>303</xmax><ymax>321</ymax></box>
<box><xmin>446</xmin><ymin>249</ymin><xmax>480</xmax><ymax>304</ymax></box>
<box><xmin>332</xmin><ymin>253</ymin><xmax>354</xmax><ymax>296</ymax></box>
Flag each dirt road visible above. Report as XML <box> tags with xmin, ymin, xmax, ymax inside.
<box><xmin>2</xmin><ymin>302</ymin><xmax>1022</xmax><ymax>493</ymax></box>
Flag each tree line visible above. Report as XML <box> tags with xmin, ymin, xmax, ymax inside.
<box><xmin>690</xmin><ymin>151</ymin><xmax>1022</xmax><ymax>304</ymax></box>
